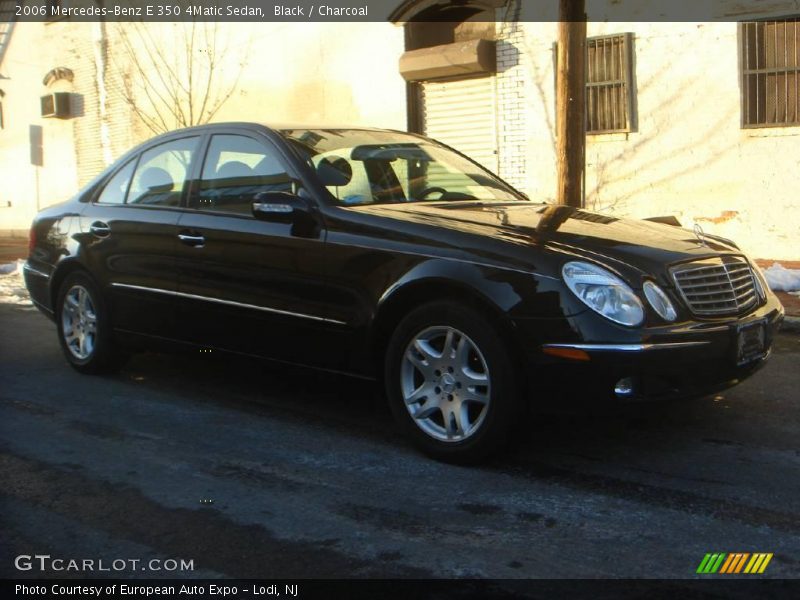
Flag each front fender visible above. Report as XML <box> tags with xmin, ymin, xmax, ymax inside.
<box><xmin>362</xmin><ymin>257</ymin><xmax>583</xmax><ymax>380</ymax></box>
<box><xmin>378</xmin><ymin>259</ymin><xmax>518</xmax><ymax>314</ymax></box>
<box><xmin>377</xmin><ymin>257</ymin><xmax>584</xmax><ymax>323</ymax></box>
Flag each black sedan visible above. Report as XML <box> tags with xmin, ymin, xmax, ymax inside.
<box><xmin>23</xmin><ymin>123</ymin><xmax>784</xmax><ymax>462</ymax></box>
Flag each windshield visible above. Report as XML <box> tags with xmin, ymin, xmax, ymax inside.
<box><xmin>280</xmin><ymin>128</ymin><xmax>527</xmax><ymax>206</ymax></box>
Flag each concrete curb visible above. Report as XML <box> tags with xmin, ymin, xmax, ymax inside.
<box><xmin>780</xmin><ymin>316</ymin><xmax>800</xmax><ymax>334</ymax></box>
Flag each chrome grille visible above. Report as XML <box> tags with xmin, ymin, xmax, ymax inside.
<box><xmin>672</xmin><ymin>256</ymin><xmax>758</xmax><ymax>316</ymax></box>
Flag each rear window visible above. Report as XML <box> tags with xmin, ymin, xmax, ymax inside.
<box><xmin>95</xmin><ymin>160</ymin><xmax>136</xmax><ymax>205</ymax></box>
<box><xmin>127</xmin><ymin>137</ymin><xmax>199</xmax><ymax>206</ymax></box>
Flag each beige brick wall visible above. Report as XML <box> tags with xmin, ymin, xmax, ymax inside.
<box><xmin>496</xmin><ymin>11</ymin><xmax>529</xmax><ymax>191</ymax></box>
<box><xmin>496</xmin><ymin>12</ymin><xmax>800</xmax><ymax>260</ymax></box>
<box><xmin>0</xmin><ymin>21</ymin><xmax>406</xmax><ymax>233</ymax></box>
<box><xmin>3</xmin><ymin>14</ymin><xmax>796</xmax><ymax>260</ymax></box>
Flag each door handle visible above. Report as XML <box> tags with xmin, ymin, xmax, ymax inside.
<box><xmin>178</xmin><ymin>232</ymin><xmax>205</xmax><ymax>247</ymax></box>
<box><xmin>89</xmin><ymin>221</ymin><xmax>111</xmax><ymax>237</ymax></box>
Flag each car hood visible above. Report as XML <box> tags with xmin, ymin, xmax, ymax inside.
<box><xmin>352</xmin><ymin>201</ymin><xmax>742</xmax><ymax>277</ymax></box>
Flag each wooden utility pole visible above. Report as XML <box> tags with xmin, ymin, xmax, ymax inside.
<box><xmin>556</xmin><ymin>0</ymin><xmax>586</xmax><ymax>207</ymax></box>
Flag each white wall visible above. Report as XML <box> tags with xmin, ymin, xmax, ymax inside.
<box><xmin>3</xmin><ymin>16</ymin><xmax>795</xmax><ymax>260</ymax></box>
<box><xmin>213</xmin><ymin>22</ymin><xmax>407</xmax><ymax>129</ymax></box>
<box><xmin>501</xmin><ymin>18</ymin><xmax>800</xmax><ymax>260</ymax></box>
<box><xmin>0</xmin><ymin>21</ymin><xmax>407</xmax><ymax>233</ymax></box>
<box><xmin>0</xmin><ymin>22</ymin><xmax>84</xmax><ymax>232</ymax></box>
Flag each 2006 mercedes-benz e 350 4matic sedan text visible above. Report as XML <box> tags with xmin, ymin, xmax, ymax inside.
<box><xmin>24</xmin><ymin>123</ymin><xmax>784</xmax><ymax>462</ymax></box>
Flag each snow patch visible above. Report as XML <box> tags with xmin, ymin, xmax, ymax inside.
<box><xmin>764</xmin><ymin>262</ymin><xmax>800</xmax><ymax>292</ymax></box>
<box><xmin>0</xmin><ymin>260</ymin><xmax>32</xmax><ymax>305</ymax></box>
<box><xmin>0</xmin><ymin>261</ymin><xmax>21</xmax><ymax>275</ymax></box>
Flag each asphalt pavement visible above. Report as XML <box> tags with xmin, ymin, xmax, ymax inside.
<box><xmin>1</xmin><ymin>303</ymin><xmax>799</xmax><ymax>581</ymax></box>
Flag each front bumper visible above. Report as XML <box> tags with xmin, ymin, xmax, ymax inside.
<box><xmin>517</xmin><ymin>294</ymin><xmax>784</xmax><ymax>403</ymax></box>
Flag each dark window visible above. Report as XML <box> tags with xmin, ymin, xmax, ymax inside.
<box><xmin>127</xmin><ymin>137</ymin><xmax>198</xmax><ymax>206</ymax></box>
<box><xmin>95</xmin><ymin>160</ymin><xmax>136</xmax><ymax>205</ymax></box>
<box><xmin>192</xmin><ymin>134</ymin><xmax>293</xmax><ymax>215</ymax></box>
<box><xmin>741</xmin><ymin>18</ymin><xmax>800</xmax><ymax>127</ymax></box>
<box><xmin>283</xmin><ymin>128</ymin><xmax>523</xmax><ymax>205</ymax></box>
<box><xmin>586</xmin><ymin>34</ymin><xmax>634</xmax><ymax>133</ymax></box>
<box><xmin>553</xmin><ymin>34</ymin><xmax>634</xmax><ymax>134</ymax></box>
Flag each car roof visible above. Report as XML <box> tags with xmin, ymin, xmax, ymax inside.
<box><xmin>155</xmin><ymin>122</ymin><xmax>405</xmax><ymax>136</ymax></box>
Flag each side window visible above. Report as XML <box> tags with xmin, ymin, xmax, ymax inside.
<box><xmin>192</xmin><ymin>134</ymin><xmax>293</xmax><ymax>215</ymax></box>
<box><xmin>553</xmin><ymin>34</ymin><xmax>635</xmax><ymax>134</ymax></box>
<box><xmin>128</xmin><ymin>137</ymin><xmax>199</xmax><ymax>206</ymax></box>
<box><xmin>585</xmin><ymin>34</ymin><xmax>634</xmax><ymax>133</ymax></box>
<box><xmin>95</xmin><ymin>160</ymin><xmax>136</xmax><ymax>205</ymax></box>
<box><xmin>741</xmin><ymin>19</ymin><xmax>800</xmax><ymax>127</ymax></box>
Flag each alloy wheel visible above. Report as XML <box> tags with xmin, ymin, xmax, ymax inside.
<box><xmin>61</xmin><ymin>285</ymin><xmax>98</xmax><ymax>360</ymax></box>
<box><xmin>400</xmin><ymin>326</ymin><xmax>491</xmax><ymax>442</ymax></box>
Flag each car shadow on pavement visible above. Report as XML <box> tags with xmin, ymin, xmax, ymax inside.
<box><xmin>115</xmin><ymin>346</ymin><xmax>717</xmax><ymax>465</ymax></box>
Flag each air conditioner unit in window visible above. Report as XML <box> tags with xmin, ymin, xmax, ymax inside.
<box><xmin>41</xmin><ymin>92</ymin><xmax>71</xmax><ymax>119</ymax></box>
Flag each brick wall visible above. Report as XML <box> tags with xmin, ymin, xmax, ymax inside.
<box><xmin>495</xmin><ymin>2</ymin><xmax>529</xmax><ymax>191</ymax></box>
<box><xmin>494</xmin><ymin>12</ymin><xmax>800</xmax><ymax>260</ymax></box>
<box><xmin>69</xmin><ymin>23</ymin><xmax>135</xmax><ymax>187</ymax></box>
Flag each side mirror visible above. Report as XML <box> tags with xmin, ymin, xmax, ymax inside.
<box><xmin>252</xmin><ymin>192</ymin><xmax>309</xmax><ymax>223</ymax></box>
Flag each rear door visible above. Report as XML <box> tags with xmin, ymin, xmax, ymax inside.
<box><xmin>173</xmin><ymin>131</ymin><xmax>343</xmax><ymax>368</ymax></box>
<box><xmin>79</xmin><ymin>135</ymin><xmax>201</xmax><ymax>339</ymax></box>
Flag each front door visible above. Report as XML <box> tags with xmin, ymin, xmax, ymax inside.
<box><xmin>174</xmin><ymin>132</ymin><xmax>342</xmax><ymax>369</ymax></box>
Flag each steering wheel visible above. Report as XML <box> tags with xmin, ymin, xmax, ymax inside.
<box><xmin>418</xmin><ymin>187</ymin><xmax>448</xmax><ymax>200</ymax></box>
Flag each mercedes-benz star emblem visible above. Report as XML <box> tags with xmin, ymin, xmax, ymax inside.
<box><xmin>694</xmin><ymin>223</ymin><xmax>708</xmax><ymax>247</ymax></box>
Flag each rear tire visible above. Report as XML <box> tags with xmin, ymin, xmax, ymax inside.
<box><xmin>385</xmin><ymin>301</ymin><xmax>522</xmax><ymax>464</ymax></box>
<box><xmin>55</xmin><ymin>272</ymin><xmax>127</xmax><ymax>374</ymax></box>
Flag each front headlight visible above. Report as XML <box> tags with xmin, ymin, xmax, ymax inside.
<box><xmin>562</xmin><ymin>261</ymin><xmax>644</xmax><ymax>326</ymax></box>
<box><xmin>643</xmin><ymin>280</ymin><xmax>677</xmax><ymax>322</ymax></box>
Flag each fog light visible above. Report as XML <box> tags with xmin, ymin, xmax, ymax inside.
<box><xmin>614</xmin><ymin>377</ymin><xmax>635</xmax><ymax>398</ymax></box>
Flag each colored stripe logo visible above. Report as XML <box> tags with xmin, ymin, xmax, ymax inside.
<box><xmin>697</xmin><ymin>553</ymin><xmax>773</xmax><ymax>574</ymax></box>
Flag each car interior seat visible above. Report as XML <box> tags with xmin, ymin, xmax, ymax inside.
<box><xmin>209</xmin><ymin>161</ymin><xmax>256</xmax><ymax>214</ymax></box>
<box><xmin>133</xmin><ymin>167</ymin><xmax>175</xmax><ymax>205</ymax></box>
<box><xmin>316</xmin><ymin>156</ymin><xmax>353</xmax><ymax>187</ymax></box>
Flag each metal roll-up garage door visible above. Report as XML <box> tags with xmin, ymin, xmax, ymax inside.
<box><xmin>420</xmin><ymin>76</ymin><xmax>499</xmax><ymax>174</ymax></box>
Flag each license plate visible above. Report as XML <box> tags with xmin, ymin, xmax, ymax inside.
<box><xmin>735</xmin><ymin>319</ymin><xmax>767</xmax><ymax>366</ymax></box>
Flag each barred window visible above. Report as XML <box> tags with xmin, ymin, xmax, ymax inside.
<box><xmin>586</xmin><ymin>33</ymin><xmax>634</xmax><ymax>133</ymax></box>
<box><xmin>741</xmin><ymin>18</ymin><xmax>800</xmax><ymax>127</ymax></box>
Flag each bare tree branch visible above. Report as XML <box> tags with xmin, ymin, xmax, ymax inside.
<box><xmin>108</xmin><ymin>22</ymin><xmax>249</xmax><ymax>134</ymax></box>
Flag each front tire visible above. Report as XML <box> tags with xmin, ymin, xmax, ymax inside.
<box><xmin>55</xmin><ymin>272</ymin><xmax>127</xmax><ymax>374</ymax></box>
<box><xmin>385</xmin><ymin>301</ymin><xmax>522</xmax><ymax>463</ymax></box>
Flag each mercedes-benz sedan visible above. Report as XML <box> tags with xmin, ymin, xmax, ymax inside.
<box><xmin>24</xmin><ymin>123</ymin><xmax>785</xmax><ymax>462</ymax></box>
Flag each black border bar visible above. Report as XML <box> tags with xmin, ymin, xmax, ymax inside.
<box><xmin>8</xmin><ymin>1</ymin><xmax>800</xmax><ymax>23</ymax></box>
<box><xmin>4</xmin><ymin>578</ymin><xmax>800</xmax><ymax>600</ymax></box>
